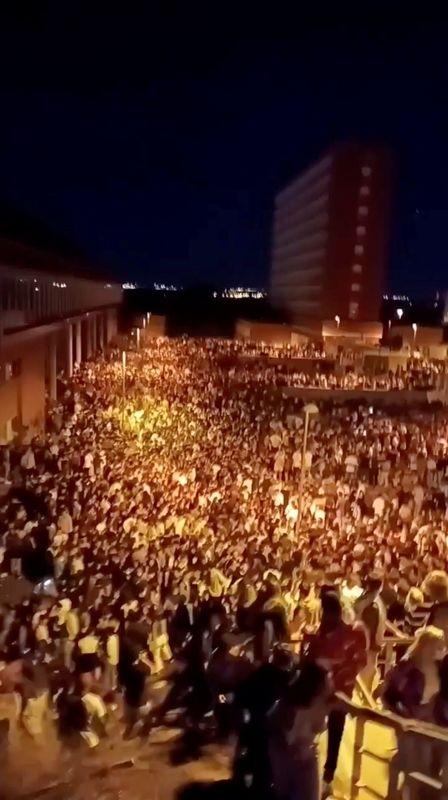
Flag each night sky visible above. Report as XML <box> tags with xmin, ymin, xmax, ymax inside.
<box><xmin>0</xmin><ymin>6</ymin><xmax>447</xmax><ymax>296</ymax></box>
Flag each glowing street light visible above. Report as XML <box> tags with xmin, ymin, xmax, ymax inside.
<box><xmin>396</xmin><ymin>308</ymin><xmax>404</xmax><ymax>320</ymax></box>
<box><xmin>412</xmin><ymin>322</ymin><xmax>418</xmax><ymax>349</ymax></box>
<box><xmin>121</xmin><ymin>350</ymin><xmax>127</xmax><ymax>426</ymax></box>
<box><xmin>335</xmin><ymin>315</ymin><xmax>341</xmax><ymax>330</ymax></box>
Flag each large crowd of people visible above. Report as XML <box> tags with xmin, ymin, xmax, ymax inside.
<box><xmin>2</xmin><ymin>336</ymin><xmax>448</xmax><ymax>798</ymax></box>
<box><xmin>221</xmin><ymin>340</ymin><xmax>446</xmax><ymax>392</ymax></box>
<box><xmin>222</xmin><ymin>361</ymin><xmax>444</xmax><ymax>392</ymax></box>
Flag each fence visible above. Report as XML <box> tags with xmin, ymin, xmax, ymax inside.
<box><xmin>337</xmin><ymin>693</ymin><xmax>448</xmax><ymax>800</ymax></box>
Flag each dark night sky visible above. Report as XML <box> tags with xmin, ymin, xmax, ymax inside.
<box><xmin>0</xmin><ymin>5</ymin><xmax>447</xmax><ymax>295</ymax></box>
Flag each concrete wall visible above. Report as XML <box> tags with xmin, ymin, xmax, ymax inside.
<box><xmin>235</xmin><ymin>319</ymin><xmax>298</xmax><ymax>345</ymax></box>
<box><xmin>107</xmin><ymin>308</ymin><xmax>118</xmax><ymax>343</ymax></box>
<box><xmin>20</xmin><ymin>342</ymin><xmax>46</xmax><ymax>430</ymax></box>
<box><xmin>389</xmin><ymin>325</ymin><xmax>444</xmax><ymax>349</ymax></box>
<box><xmin>363</xmin><ymin>353</ymin><xmax>409</xmax><ymax>374</ymax></box>
<box><xmin>0</xmin><ymin>378</ymin><xmax>19</xmax><ymax>439</ymax></box>
<box><xmin>0</xmin><ymin>339</ymin><xmax>46</xmax><ymax>438</ymax></box>
<box><xmin>237</xmin><ymin>354</ymin><xmax>336</xmax><ymax>373</ymax></box>
<box><xmin>146</xmin><ymin>314</ymin><xmax>166</xmax><ymax>337</ymax></box>
<box><xmin>428</xmin><ymin>344</ymin><xmax>448</xmax><ymax>360</ymax></box>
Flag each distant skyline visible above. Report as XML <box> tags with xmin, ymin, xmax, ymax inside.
<box><xmin>0</xmin><ymin>6</ymin><xmax>447</xmax><ymax>296</ymax></box>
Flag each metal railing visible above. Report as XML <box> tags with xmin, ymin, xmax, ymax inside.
<box><xmin>337</xmin><ymin>693</ymin><xmax>448</xmax><ymax>800</ymax></box>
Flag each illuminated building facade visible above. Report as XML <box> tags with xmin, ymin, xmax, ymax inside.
<box><xmin>270</xmin><ymin>144</ymin><xmax>392</xmax><ymax>325</ymax></box>
<box><xmin>0</xmin><ymin>240</ymin><xmax>121</xmax><ymax>441</ymax></box>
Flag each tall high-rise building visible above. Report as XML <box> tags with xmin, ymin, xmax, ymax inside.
<box><xmin>270</xmin><ymin>144</ymin><xmax>392</xmax><ymax>325</ymax></box>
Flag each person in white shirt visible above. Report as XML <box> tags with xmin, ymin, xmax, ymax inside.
<box><xmin>372</xmin><ymin>495</ymin><xmax>385</xmax><ymax>518</ymax></box>
<box><xmin>274</xmin><ymin>489</ymin><xmax>284</xmax><ymax>507</ymax></box>
<box><xmin>58</xmin><ymin>509</ymin><xmax>73</xmax><ymax>536</ymax></box>
<box><xmin>285</xmin><ymin>500</ymin><xmax>298</xmax><ymax>527</ymax></box>
<box><xmin>270</xmin><ymin>432</ymin><xmax>282</xmax><ymax>449</ymax></box>
<box><xmin>345</xmin><ymin>454</ymin><xmax>358</xmax><ymax>476</ymax></box>
<box><xmin>413</xmin><ymin>484</ymin><xmax>425</xmax><ymax>513</ymax></box>
<box><xmin>83</xmin><ymin>451</ymin><xmax>94</xmax><ymax>477</ymax></box>
<box><xmin>292</xmin><ymin>449</ymin><xmax>302</xmax><ymax>472</ymax></box>
<box><xmin>21</xmin><ymin>447</ymin><xmax>35</xmax><ymax>471</ymax></box>
<box><xmin>274</xmin><ymin>451</ymin><xmax>285</xmax><ymax>477</ymax></box>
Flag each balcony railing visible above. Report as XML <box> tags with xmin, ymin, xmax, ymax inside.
<box><xmin>337</xmin><ymin>693</ymin><xmax>448</xmax><ymax>800</ymax></box>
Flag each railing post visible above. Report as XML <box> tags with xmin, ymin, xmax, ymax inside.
<box><xmin>441</xmin><ymin>746</ymin><xmax>448</xmax><ymax>800</ymax></box>
<box><xmin>350</xmin><ymin>714</ymin><xmax>366</xmax><ymax>800</ymax></box>
<box><xmin>387</xmin><ymin>733</ymin><xmax>402</xmax><ymax>800</ymax></box>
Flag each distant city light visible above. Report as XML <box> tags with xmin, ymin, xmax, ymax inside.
<box><xmin>383</xmin><ymin>294</ymin><xmax>410</xmax><ymax>302</ymax></box>
<box><xmin>122</xmin><ymin>282</ymin><xmax>137</xmax><ymax>289</ymax></box>
<box><xmin>220</xmin><ymin>287</ymin><xmax>266</xmax><ymax>299</ymax></box>
<box><xmin>153</xmin><ymin>283</ymin><xmax>180</xmax><ymax>291</ymax></box>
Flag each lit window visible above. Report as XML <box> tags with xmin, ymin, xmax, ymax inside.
<box><xmin>358</xmin><ymin>206</ymin><xmax>368</xmax><ymax>217</ymax></box>
<box><xmin>354</xmin><ymin>244</ymin><xmax>364</xmax><ymax>256</ymax></box>
<box><xmin>356</xmin><ymin>226</ymin><xmax>366</xmax><ymax>236</ymax></box>
<box><xmin>352</xmin><ymin>264</ymin><xmax>363</xmax><ymax>274</ymax></box>
<box><xmin>360</xmin><ymin>185</ymin><xmax>370</xmax><ymax>197</ymax></box>
<box><xmin>351</xmin><ymin>283</ymin><xmax>361</xmax><ymax>292</ymax></box>
<box><xmin>349</xmin><ymin>301</ymin><xmax>359</xmax><ymax>319</ymax></box>
<box><xmin>361</xmin><ymin>166</ymin><xmax>372</xmax><ymax>177</ymax></box>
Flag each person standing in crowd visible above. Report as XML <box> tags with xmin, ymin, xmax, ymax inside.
<box><xmin>268</xmin><ymin>660</ymin><xmax>332</xmax><ymax>800</ymax></box>
<box><xmin>382</xmin><ymin>627</ymin><xmax>445</xmax><ymax>718</ymax></box>
<box><xmin>304</xmin><ymin>593</ymin><xmax>368</xmax><ymax>793</ymax></box>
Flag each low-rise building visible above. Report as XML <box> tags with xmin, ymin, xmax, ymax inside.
<box><xmin>0</xmin><ymin>240</ymin><xmax>121</xmax><ymax>441</ymax></box>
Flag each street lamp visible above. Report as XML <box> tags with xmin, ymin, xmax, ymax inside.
<box><xmin>121</xmin><ymin>350</ymin><xmax>127</xmax><ymax>426</ymax></box>
<box><xmin>412</xmin><ymin>322</ymin><xmax>418</xmax><ymax>349</ymax></box>
<box><xmin>298</xmin><ymin>402</ymin><xmax>319</xmax><ymax>526</ymax></box>
<box><xmin>335</xmin><ymin>315</ymin><xmax>341</xmax><ymax>330</ymax></box>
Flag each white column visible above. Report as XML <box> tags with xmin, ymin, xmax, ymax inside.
<box><xmin>75</xmin><ymin>320</ymin><xmax>82</xmax><ymax>364</ymax></box>
<box><xmin>66</xmin><ymin>323</ymin><xmax>73</xmax><ymax>378</ymax></box>
<box><xmin>110</xmin><ymin>309</ymin><xmax>118</xmax><ymax>342</ymax></box>
<box><xmin>85</xmin><ymin>317</ymin><xmax>92</xmax><ymax>359</ymax></box>
<box><xmin>98</xmin><ymin>313</ymin><xmax>104</xmax><ymax>350</ymax></box>
<box><xmin>106</xmin><ymin>310</ymin><xmax>112</xmax><ymax>344</ymax></box>
<box><xmin>49</xmin><ymin>339</ymin><xmax>57</xmax><ymax>400</ymax></box>
<box><xmin>91</xmin><ymin>315</ymin><xmax>97</xmax><ymax>353</ymax></box>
